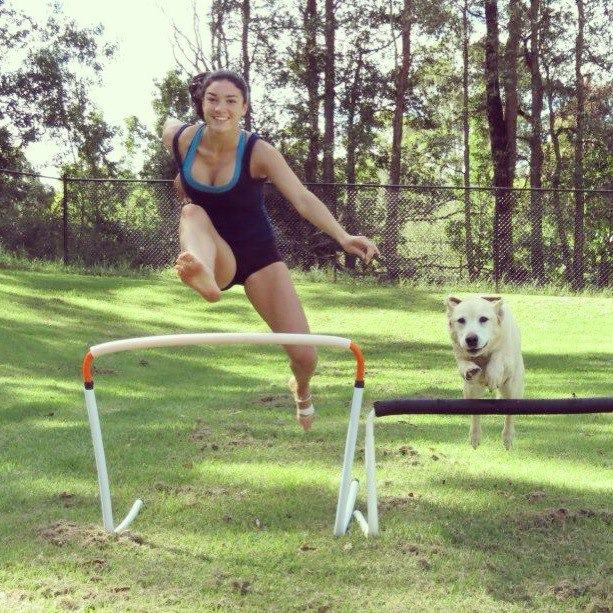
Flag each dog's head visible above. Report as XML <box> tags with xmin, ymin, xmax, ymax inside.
<box><xmin>446</xmin><ymin>295</ymin><xmax>504</xmax><ymax>357</ymax></box>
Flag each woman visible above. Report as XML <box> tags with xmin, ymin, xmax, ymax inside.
<box><xmin>162</xmin><ymin>69</ymin><xmax>378</xmax><ymax>431</ymax></box>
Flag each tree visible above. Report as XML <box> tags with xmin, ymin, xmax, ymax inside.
<box><xmin>303</xmin><ymin>0</ymin><xmax>321</xmax><ymax>182</ymax></box>
<box><xmin>0</xmin><ymin>5</ymin><xmax>116</xmax><ymax>172</ymax></box>
<box><xmin>483</xmin><ymin>0</ymin><xmax>520</xmax><ymax>282</ymax></box>
<box><xmin>572</xmin><ymin>0</ymin><xmax>585</xmax><ymax>290</ymax></box>
<box><xmin>461</xmin><ymin>0</ymin><xmax>477</xmax><ymax>279</ymax></box>
<box><xmin>322</xmin><ymin>0</ymin><xmax>336</xmax><ymax>191</ymax></box>
<box><xmin>384</xmin><ymin>0</ymin><xmax>413</xmax><ymax>280</ymax></box>
<box><xmin>527</xmin><ymin>0</ymin><xmax>545</xmax><ymax>283</ymax></box>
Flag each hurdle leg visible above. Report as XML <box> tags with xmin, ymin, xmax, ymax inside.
<box><xmin>84</xmin><ymin>387</ymin><xmax>115</xmax><ymax>532</ymax></box>
<box><xmin>364</xmin><ymin>409</ymin><xmax>379</xmax><ymax>536</ymax></box>
<box><xmin>333</xmin><ymin>384</ymin><xmax>364</xmax><ymax>536</ymax></box>
<box><xmin>84</xmin><ymin>386</ymin><xmax>143</xmax><ymax>533</ymax></box>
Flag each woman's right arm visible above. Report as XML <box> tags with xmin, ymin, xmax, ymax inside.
<box><xmin>161</xmin><ymin>117</ymin><xmax>184</xmax><ymax>151</ymax></box>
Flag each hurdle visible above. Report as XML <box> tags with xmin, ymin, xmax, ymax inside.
<box><xmin>347</xmin><ymin>397</ymin><xmax>613</xmax><ymax>537</ymax></box>
<box><xmin>81</xmin><ymin>333</ymin><xmax>366</xmax><ymax>535</ymax></box>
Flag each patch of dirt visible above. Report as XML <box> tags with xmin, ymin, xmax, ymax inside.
<box><xmin>231</xmin><ymin>580</ymin><xmax>252</xmax><ymax>596</ymax></box>
<box><xmin>227</xmin><ymin>437</ymin><xmax>257</xmax><ymax>448</ymax></box>
<box><xmin>517</xmin><ymin>507</ymin><xmax>612</xmax><ymax>530</ymax></box>
<box><xmin>379</xmin><ymin>492</ymin><xmax>420</xmax><ymax>511</ymax></box>
<box><xmin>37</xmin><ymin>520</ymin><xmax>145</xmax><ymax>549</ymax></box>
<box><xmin>58</xmin><ymin>492</ymin><xmax>79</xmax><ymax>508</ymax></box>
<box><xmin>153</xmin><ymin>482</ymin><xmax>196</xmax><ymax>495</ymax></box>
<box><xmin>398</xmin><ymin>542</ymin><xmax>420</xmax><ymax>555</ymax></box>
<box><xmin>398</xmin><ymin>445</ymin><xmax>419</xmax><ymax>457</ymax></box>
<box><xmin>417</xmin><ymin>558</ymin><xmax>432</xmax><ymax>570</ymax></box>
<box><xmin>38</xmin><ymin>521</ymin><xmax>102</xmax><ymax>547</ymax></box>
<box><xmin>91</xmin><ymin>366</ymin><xmax>117</xmax><ymax>375</ymax></box>
<box><xmin>226</xmin><ymin>422</ymin><xmax>250</xmax><ymax>433</ymax></box>
<box><xmin>547</xmin><ymin>577</ymin><xmax>612</xmax><ymax>607</ymax></box>
<box><xmin>41</xmin><ymin>584</ymin><xmax>75</xmax><ymax>598</ymax></box>
<box><xmin>189</xmin><ymin>425</ymin><xmax>212</xmax><ymax>442</ymax></box>
<box><xmin>258</xmin><ymin>394</ymin><xmax>287</xmax><ymax>408</ymax></box>
<box><xmin>526</xmin><ymin>490</ymin><xmax>547</xmax><ymax>503</ymax></box>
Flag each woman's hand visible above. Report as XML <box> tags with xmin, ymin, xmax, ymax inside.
<box><xmin>339</xmin><ymin>235</ymin><xmax>380</xmax><ymax>264</ymax></box>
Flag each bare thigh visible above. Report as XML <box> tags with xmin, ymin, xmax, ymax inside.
<box><xmin>244</xmin><ymin>262</ymin><xmax>310</xmax><ymax>333</ymax></box>
<box><xmin>243</xmin><ymin>262</ymin><xmax>316</xmax><ymax>363</ymax></box>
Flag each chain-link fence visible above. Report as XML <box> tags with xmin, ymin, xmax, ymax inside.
<box><xmin>1</xmin><ymin>169</ymin><xmax>611</xmax><ymax>288</ymax></box>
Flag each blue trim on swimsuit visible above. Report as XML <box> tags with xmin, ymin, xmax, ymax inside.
<box><xmin>183</xmin><ymin>125</ymin><xmax>247</xmax><ymax>193</ymax></box>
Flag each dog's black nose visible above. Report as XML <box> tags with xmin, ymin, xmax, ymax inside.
<box><xmin>466</xmin><ymin>334</ymin><xmax>479</xmax><ymax>348</ymax></box>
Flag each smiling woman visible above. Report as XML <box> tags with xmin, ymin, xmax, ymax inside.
<box><xmin>161</xmin><ymin>68</ymin><xmax>379</xmax><ymax>432</ymax></box>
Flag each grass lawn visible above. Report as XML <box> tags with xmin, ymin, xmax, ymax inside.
<box><xmin>0</xmin><ymin>266</ymin><xmax>611</xmax><ymax>612</ymax></box>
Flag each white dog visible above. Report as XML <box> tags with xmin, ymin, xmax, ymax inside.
<box><xmin>446</xmin><ymin>295</ymin><xmax>525</xmax><ymax>449</ymax></box>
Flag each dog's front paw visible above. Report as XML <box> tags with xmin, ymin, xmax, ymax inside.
<box><xmin>465</xmin><ymin>367</ymin><xmax>481</xmax><ymax>381</ymax></box>
<box><xmin>470</xmin><ymin>423</ymin><xmax>482</xmax><ymax>448</ymax></box>
<box><xmin>459</xmin><ymin>360</ymin><xmax>481</xmax><ymax>382</ymax></box>
<box><xmin>502</xmin><ymin>423</ymin><xmax>515</xmax><ymax>450</ymax></box>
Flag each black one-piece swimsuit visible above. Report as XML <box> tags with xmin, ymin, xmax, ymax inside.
<box><xmin>173</xmin><ymin>123</ymin><xmax>282</xmax><ymax>289</ymax></box>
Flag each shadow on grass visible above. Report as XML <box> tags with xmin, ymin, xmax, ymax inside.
<box><xmin>3</xmin><ymin>469</ymin><xmax>610</xmax><ymax>610</ymax></box>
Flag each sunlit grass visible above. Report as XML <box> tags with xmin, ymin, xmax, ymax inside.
<box><xmin>0</xmin><ymin>267</ymin><xmax>611</xmax><ymax>611</ymax></box>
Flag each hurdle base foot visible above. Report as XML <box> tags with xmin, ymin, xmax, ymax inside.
<box><xmin>112</xmin><ymin>499</ymin><xmax>144</xmax><ymax>533</ymax></box>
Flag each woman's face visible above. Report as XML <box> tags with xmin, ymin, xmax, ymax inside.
<box><xmin>201</xmin><ymin>79</ymin><xmax>248</xmax><ymax>133</ymax></box>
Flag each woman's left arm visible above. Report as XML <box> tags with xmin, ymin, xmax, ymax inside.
<box><xmin>253</xmin><ymin>141</ymin><xmax>379</xmax><ymax>264</ymax></box>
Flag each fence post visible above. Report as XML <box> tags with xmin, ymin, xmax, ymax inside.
<box><xmin>62</xmin><ymin>174</ymin><xmax>69</xmax><ymax>265</ymax></box>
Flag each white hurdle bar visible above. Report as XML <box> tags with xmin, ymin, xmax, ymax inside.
<box><xmin>82</xmin><ymin>332</ymin><xmax>372</xmax><ymax>535</ymax></box>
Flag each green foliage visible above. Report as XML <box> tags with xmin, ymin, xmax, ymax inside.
<box><xmin>1</xmin><ymin>5</ymin><xmax>115</xmax><ymax>168</ymax></box>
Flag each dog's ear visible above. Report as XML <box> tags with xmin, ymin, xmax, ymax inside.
<box><xmin>446</xmin><ymin>296</ymin><xmax>462</xmax><ymax>316</ymax></box>
<box><xmin>481</xmin><ymin>296</ymin><xmax>504</xmax><ymax>322</ymax></box>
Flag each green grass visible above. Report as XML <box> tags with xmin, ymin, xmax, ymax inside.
<box><xmin>0</xmin><ymin>267</ymin><xmax>611</xmax><ymax>612</ymax></box>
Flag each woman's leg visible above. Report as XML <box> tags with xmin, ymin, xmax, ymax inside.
<box><xmin>244</xmin><ymin>262</ymin><xmax>317</xmax><ymax>430</ymax></box>
<box><xmin>175</xmin><ymin>203</ymin><xmax>236</xmax><ymax>301</ymax></box>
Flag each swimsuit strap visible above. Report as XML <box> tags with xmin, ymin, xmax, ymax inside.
<box><xmin>242</xmin><ymin>133</ymin><xmax>261</xmax><ymax>179</ymax></box>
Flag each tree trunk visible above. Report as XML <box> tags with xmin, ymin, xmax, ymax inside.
<box><xmin>529</xmin><ymin>0</ymin><xmax>545</xmax><ymax>283</ymax></box>
<box><xmin>384</xmin><ymin>0</ymin><xmax>412</xmax><ymax>281</ymax></box>
<box><xmin>462</xmin><ymin>0</ymin><xmax>476</xmax><ymax>280</ymax></box>
<box><xmin>322</xmin><ymin>0</ymin><xmax>335</xmax><ymax>195</ymax></box>
<box><xmin>303</xmin><ymin>0</ymin><xmax>320</xmax><ymax>182</ymax></box>
<box><xmin>210</xmin><ymin>0</ymin><xmax>229</xmax><ymax>69</ymax></box>
<box><xmin>241</xmin><ymin>0</ymin><xmax>252</xmax><ymax>130</ymax></box>
<box><xmin>572</xmin><ymin>0</ymin><xmax>585</xmax><ymax>290</ymax></box>
<box><xmin>484</xmin><ymin>0</ymin><xmax>514</xmax><ymax>284</ymax></box>
<box><xmin>544</xmin><ymin>61</ymin><xmax>573</xmax><ymax>281</ymax></box>
<box><xmin>503</xmin><ymin>0</ymin><xmax>520</xmax><ymax>179</ymax></box>
<box><xmin>344</xmin><ymin>48</ymin><xmax>364</xmax><ymax>270</ymax></box>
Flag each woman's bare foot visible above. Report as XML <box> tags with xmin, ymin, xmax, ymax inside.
<box><xmin>289</xmin><ymin>377</ymin><xmax>314</xmax><ymax>431</ymax></box>
<box><xmin>175</xmin><ymin>251</ymin><xmax>221</xmax><ymax>302</ymax></box>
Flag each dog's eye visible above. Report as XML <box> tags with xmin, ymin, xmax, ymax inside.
<box><xmin>457</xmin><ymin>317</ymin><xmax>465</xmax><ymax>324</ymax></box>
<box><xmin>479</xmin><ymin>316</ymin><xmax>489</xmax><ymax>323</ymax></box>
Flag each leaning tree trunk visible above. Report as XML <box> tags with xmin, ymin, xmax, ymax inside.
<box><xmin>529</xmin><ymin>0</ymin><xmax>546</xmax><ymax>283</ymax></box>
<box><xmin>572</xmin><ymin>0</ymin><xmax>585</xmax><ymax>290</ymax></box>
<box><xmin>384</xmin><ymin>0</ymin><xmax>412</xmax><ymax>281</ymax></box>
